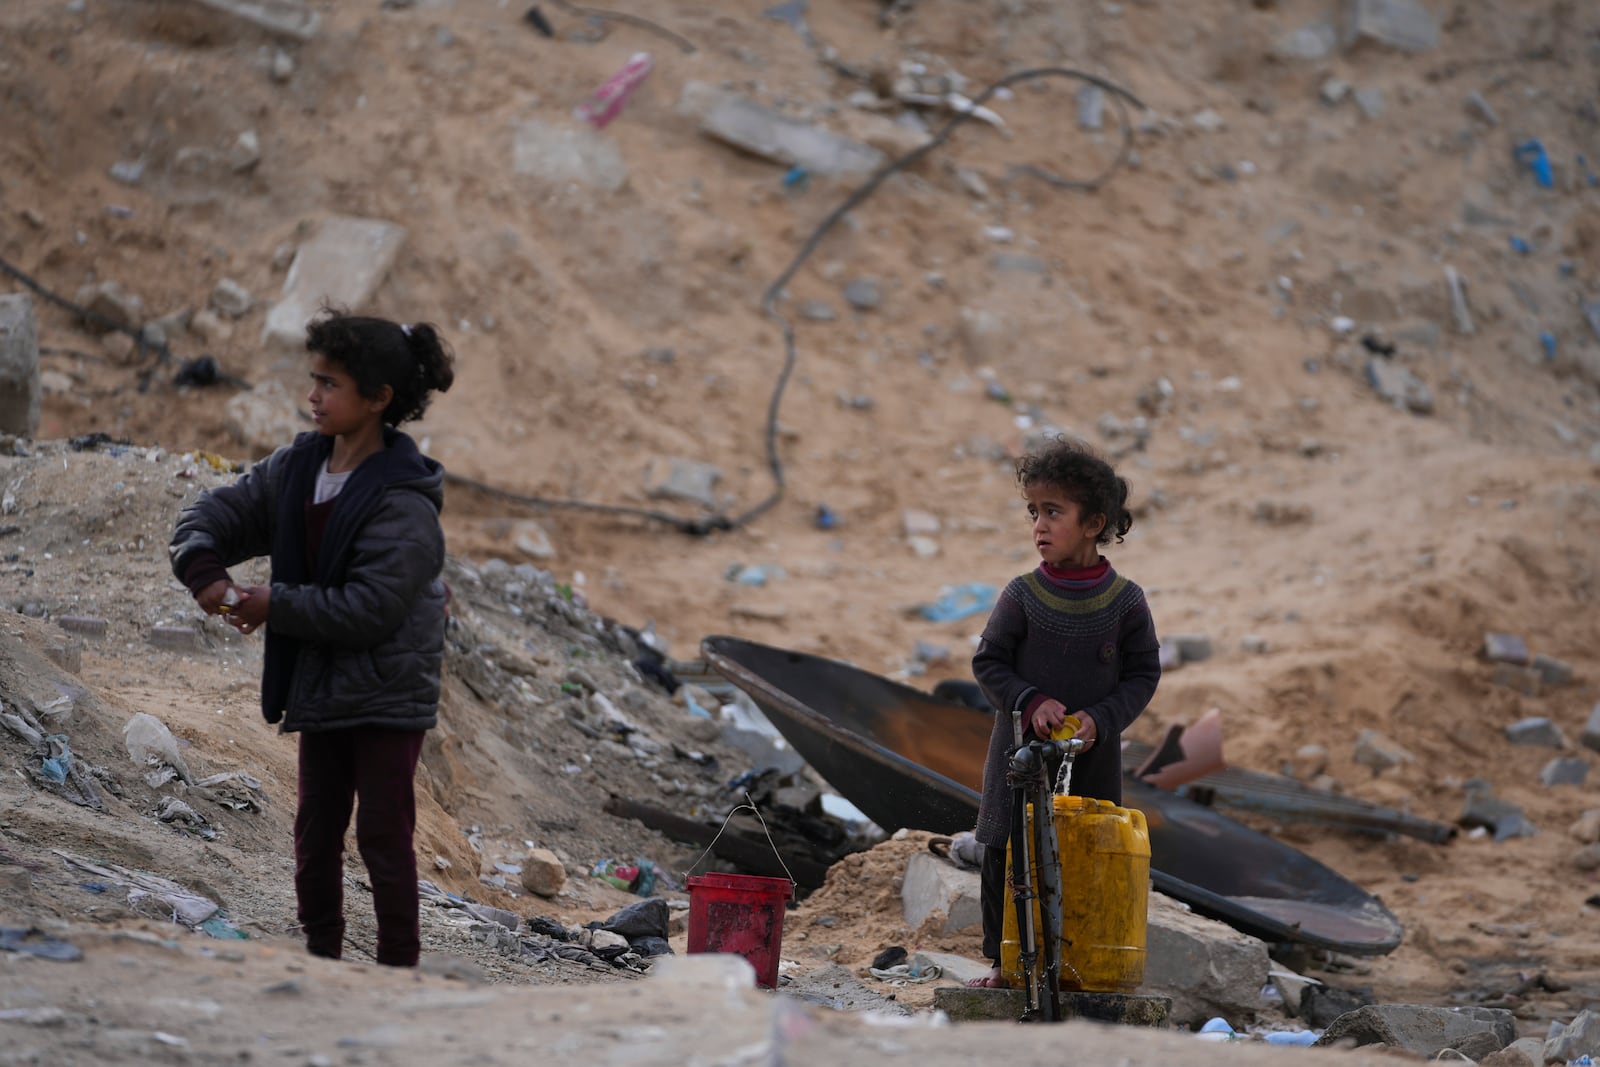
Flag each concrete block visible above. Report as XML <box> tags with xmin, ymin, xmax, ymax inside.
<box><xmin>0</xmin><ymin>293</ymin><xmax>40</xmax><ymax>436</ymax></box>
<box><xmin>263</xmin><ymin>216</ymin><xmax>407</xmax><ymax>352</ymax></box>
<box><xmin>900</xmin><ymin>852</ymin><xmax>981</xmax><ymax>934</ymax></box>
<box><xmin>1313</xmin><ymin>1004</ymin><xmax>1514</xmax><ymax>1058</ymax></box>
<box><xmin>1505</xmin><ymin>717</ymin><xmax>1566</xmax><ymax>748</ymax></box>
<box><xmin>1142</xmin><ymin>892</ymin><xmax>1270</xmax><ymax>1029</ymax></box>
<box><xmin>512</xmin><ymin>120</ymin><xmax>628</xmax><ymax>192</ymax></box>
<box><xmin>1484</xmin><ymin>632</ymin><xmax>1529</xmax><ymax>665</ymax></box>
<box><xmin>1540</xmin><ymin>757</ymin><xmax>1588</xmax><ymax>788</ymax></box>
<box><xmin>57</xmin><ymin>615</ymin><xmax>109</xmax><ymax>639</ymax></box>
<box><xmin>682</xmin><ymin>83</ymin><xmax>886</xmax><ymax>177</ymax></box>
<box><xmin>1531</xmin><ymin>653</ymin><xmax>1573</xmax><ymax>687</ymax></box>
<box><xmin>150</xmin><ymin>625</ymin><xmax>201</xmax><ymax>652</ymax></box>
<box><xmin>644</xmin><ymin>456</ymin><xmax>721</xmax><ymax>508</ymax></box>
<box><xmin>1343</xmin><ymin>0</ymin><xmax>1440</xmax><ymax>53</ymax></box>
<box><xmin>1545</xmin><ymin>1008</ymin><xmax>1600</xmax><ymax>1065</ymax></box>
<box><xmin>43</xmin><ymin>641</ymin><xmax>81</xmax><ymax>674</ymax></box>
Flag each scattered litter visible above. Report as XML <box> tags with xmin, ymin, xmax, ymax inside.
<box><xmin>1510</xmin><ymin>235</ymin><xmax>1532</xmax><ymax>254</ymax></box>
<box><xmin>40</xmin><ymin>734</ymin><xmax>71</xmax><ymax>784</ymax></box>
<box><xmin>592</xmin><ymin>857</ymin><xmax>658</xmax><ymax>896</ymax></box>
<box><xmin>574</xmin><ymin>52</ymin><xmax>654</xmax><ymax>129</ymax></box>
<box><xmin>1263</xmin><ymin>1030</ymin><xmax>1320</xmax><ymax>1046</ymax></box>
<box><xmin>916</xmin><ymin>583</ymin><xmax>996</xmax><ymax>623</ymax></box>
<box><xmin>56</xmin><ymin>850</ymin><xmax>220</xmax><ymax>928</ymax></box>
<box><xmin>1539</xmin><ymin>331</ymin><xmax>1557</xmax><ymax>361</ymax></box>
<box><xmin>523</xmin><ymin>5</ymin><xmax>554</xmax><ymax>36</ymax></box>
<box><xmin>1513</xmin><ymin>139</ymin><xmax>1554</xmax><ymax>189</ymax></box>
<box><xmin>814</xmin><ymin>505</ymin><xmax>837</xmax><ymax>530</ymax></box>
<box><xmin>0</xmin><ymin>927</ymin><xmax>82</xmax><ymax>962</ymax></box>
<box><xmin>123</xmin><ymin>712</ymin><xmax>196</xmax><ymax>787</ymax></box>
<box><xmin>198</xmin><ymin>916</ymin><xmax>248</xmax><ymax>940</ymax></box>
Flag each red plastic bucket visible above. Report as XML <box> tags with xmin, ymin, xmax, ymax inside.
<box><xmin>685</xmin><ymin>872</ymin><xmax>794</xmax><ymax>989</ymax></box>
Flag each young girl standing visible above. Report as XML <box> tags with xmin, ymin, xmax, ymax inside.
<box><xmin>966</xmin><ymin>436</ymin><xmax>1161</xmax><ymax>988</ymax></box>
<box><xmin>170</xmin><ymin>311</ymin><xmax>455</xmax><ymax>967</ymax></box>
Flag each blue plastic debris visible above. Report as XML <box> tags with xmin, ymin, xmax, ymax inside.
<box><xmin>1540</xmin><ymin>331</ymin><xmax>1557</xmax><ymax>361</ymax></box>
<box><xmin>199</xmin><ymin>915</ymin><xmax>248</xmax><ymax>939</ymax></box>
<box><xmin>1264</xmin><ymin>1030</ymin><xmax>1320</xmax><ymax>1047</ymax></box>
<box><xmin>814</xmin><ymin>505</ymin><xmax>837</xmax><ymax>530</ymax></box>
<box><xmin>1510</xmin><ymin>236</ymin><xmax>1532</xmax><ymax>254</ymax></box>
<box><xmin>917</xmin><ymin>583</ymin><xmax>997</xmax><ymax>623</ymax></box>
<box><xmin>1513</xmin><ymin>140</ymin><xmax>1554</xmax><ymax>188</ymax></box>
<box><xmin>682</xmin><ymin>688</ymin><xmax>713</xmax><ymax>719</ymax></box>
<box><xmin>1196</xmin><ymin>1017</ymin><xmax>1238</xmax><ymax>1042</ymax></box>
<box><xmin>782</xmin><ymin>165</ymin><xmax>810</xmax><ymax>191</ymax></box>
<box><xmin>40</xmin><ymin>736</ymin><xmax>71</xmax><ymax>784</ymax></box>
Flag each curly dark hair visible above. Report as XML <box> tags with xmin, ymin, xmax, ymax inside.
<box><xmin>304</xmin><ymin>308</ymin><xmax>455</xmax><ymax>426</ymax></box>
<box><xmin>1015</xmin><ymin>436</ymin><xmax>1133</xmax><ymax>545</ymax></box>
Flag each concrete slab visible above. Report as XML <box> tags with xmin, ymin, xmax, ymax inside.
<box><xmin>682</xmin><ymin>83</ymin><xmax>886</xmax><ymax>177</ymax></box>
<box><xmin>0</xmin><ymin>293</ymin><xmax>40</xmax><ymax>436</ymax></box>
<box><xmin>933</xmin><ymin>986</ymin><xmax>1171</xmax><ymax>1026</ymax></box>
<box><xmin>263</xmin><ymin>217</ymin><xmax>408</xmax><ymax>352</ymax></box>
<box><xmin>512</xmin><ymin>120</ymin><xmax>629</xmax><ymax>192</ymax></box>
<box><xmin>1144</xmin><ymin>892</ymin><xmax>1270</xmax><ymax>1028</ymax></box>
<box><xmin>900</xmin><ymin>852</ymin><xmax>981</xmax><ymax>934</ymax></box>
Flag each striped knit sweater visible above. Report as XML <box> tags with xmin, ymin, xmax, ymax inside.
<box><xmin>970</xmin><ymin>560</ymin><xmax>1161</xmax><ymax>847</ymax></box>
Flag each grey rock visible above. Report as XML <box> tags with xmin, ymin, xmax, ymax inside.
<box><xmin>1353</xmin><ymin>87</ymin><xmax>1386</xmax><ymax>118</ymax></box>
<box><xmin>1076</xmin><ymin>84</ymin><xmax>1104</xmax><ymax>130</ymax></box>
<box><xmin>992</xmin><ymin>253</ymin><xmax>1048</xmax><ymax>274</ymax></box>
<box><xmin>1320</xmin><ymin>78</ymin><xmax>1351</xmax><ymax>105</ymax></box>
<box><xmin>1300</xmin><ymin>982</ymin><xmax>1374</xmax><ymax>1028</ymax></box>
<box><xmin>1540</xmin><ymin>758</ymin><xmax>1589</xmax><ymax>788</ymax></box>
<box><xmin>843</xmin><ymin>279</ymin><xmax>881</xmax><ymax>310</ymax></box>
<box><xmin>512</xmin><ymin>120</ymin><xmax>628</xmax><ymax>192</ymax></box>
<box><xmin>1168</xmin><ymin>633</ymin><xmax>1212</xmax><ymax>663</ymax></box>
<box><xmin>1144</xmin><ymin>892</ymin><xmax>1270</xmax><ymax>1028</ymax></box>
<box><xmin>76</xmin><ymin>281</ymin><xmax>144</xmax><ymax>335</ymax></box>
<box><xmin>1505</xmin><ymin>717</ymin><xmax>1566</xmax><ymax>748</ymax></box>
<box><xmin>263</xmin><ymin>216</ymin><xmax>407</xmax><ymax>351</ymax></box>
<box><xmin>1542</xmin><ymin>1008</ymin><xmax>1599</xmax><ymax>1065</ymax></box>
<box><xmin>1465</xmin><ymin>91</ymin><xmax>1498</xmax><ymax>126</ymax></box>
<box><xmin>109</xmin><ymin>160</ymin><xmax>144</xmax><ymax>185</ymax></box>
<box><xmin>1461</xmin><ymin>787</ymin><xmax>1534</xmax><ymax>840</ymax></box>
<box><xmin>270</xmin><ymin>47</ymin><xmax>296</xmax><ymax>82</ymax></box>
<box><xmin>799</xmin><ymin>300</ymin><xmax>836</xmax><ymax>322</ymax></box>
<box><xmin>1313</xmin><ymin>1004</ymin><xmax>1513</xmax><ymax>1058</ymax></box>
<box><xmin>1342</xmin><ymin>0</ymin><xmax>1441</xmax><ymax>53</ymax></box>
<box><xmin>1354</xmin><ymin>728</ymin><xmax>1414</xmax><ymax>774</ymax></box>
<box><xmin>1583</xmin><ymin>704</ymin><xmax>1600</xmax><ymax>755</ymax></box>
<box><xmin>1531</xmin><ymin>653</ymin><xmax>1572</xmax><ymax>687</ymax></box>
<box><xmin>1365</xmin><ymin>358</ymin><xmax>1433</xmax><ymax>414</ymax></box>
<box><xmin>0</xmin><ymin>293</ymin><xmax>40</xmax><ymax>437</ymax></box>
<box><xmin>900</xmin><ymin>852</ymin><xmax>981</xmax><ymax>934</ymax></box>
<box><xmin>1491</xmin><ymin>664</ymin><xmax>1542</xmax><ymax>697</ymax></box>
<box><xmin>644</xmin><ymin>456</ymin><xmax>721</xmax><ymax>508</ymax></box>
<box><xmin>209</xmin><ymin>279</ymin><xmax>252</xmax><ymax>319</ymax></box>
<box><xmin>1483</xmin><ymin>632</ymin><xmax>1529</xmax><ymax>665</ymax></box>
<box><xmin>781</xmin><ymin>963</ymin><xmax>911</xmax><ymax>1015</ymax></box>
<box><xmin>519</xmin><ymin>847</ymin><xmax>566</xmax><ymax>897</ymax></box>
<box><xmin>1273</xmin><ymin>21</ymin><xmax>1339</xmax><ymax>61</ymax></box>
<box><xmin>1586</xmin><ymin>300</ymin><xmax>1600</xmax><ymax>345</ymax></box>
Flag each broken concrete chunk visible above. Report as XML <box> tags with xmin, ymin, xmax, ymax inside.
<box><xmin>1583</xmin><ymin>704</ymin><xmax>1600</xmax><ymax>755</ymax></box>
<box><xmin>682</xmin><ymin>83</ymin><xmax>886</xmax><ymax>177</ymax></box>
<box><xmin>1353</xmin><ymin>728</ymin><xmax>1413</xmax><ymax>774</ymax></box>
<box><xmin>1540</xmin><ymin>758</ymin><xmax>1588</xmax><ymax>788</ymax></box>
<box><xmin>1314</xmin><ymin>1004</ymin><xmax>1513</xmax><ymax>1058</ymax></box>
<box><xmin>1144</xmin><ymin>892</ymin><xmax>1269</xmax><ymax>1028</ymax></box>
<box><xmin>0</xmin><ymin>293</ymin><xmax>40</xmax><ymax>437</ymax></box>
<box><xmin>1530</xmin><ymin>653</ymin><xmax>1572</xmax><ymax>687</ymax></box>
<box><xmin>1483</xmin><ymin>632</ymin><xmax>1529</xmax><ymax>666</ymax></box>
<box><xmin>188</xmin><ymin>0</ymin><xmax>320</xmax><ymax>41</ymax></box>
<box><xmin>1491</xmin><ymin>664</ymin><xmax>1541</xmax><ymax>697</ymax></box>
<box><xmin>900</xmin><ymin>509</ymin><xmax>940</xmax><ymax>537</ymax></box>
<box><xmin>75</xmin><ymin>281</ymin><xmax>145</xmax><ymax>335</ymax></box>
<box><xmin>1465</xmin><ymin>91</ymin><xmax>1498</xmax><ymax>126</ymax></box>
<box><xmin>1167</xmin><ymin>633</ymin><xmax>1213</xmax><ymax>663</ymax></box>
<box><xmin>900</xmin><ymin>852</ymin><xmax>980</xmax><ymax>934</ymax></box>
<box><xmin>1504</xmin><ymin>717</ymin><xmax>1566</xmax><ymax>748</ymax></box>
<box><xmin>1273</xmin><ymin>21</ymin><xmax>1340</xmax><ymax>61</ymax></box>
<box><xmin>262</xmin><ymin>216</ymin><xmax>407</xmax><ymax>352</ymax></box>
<box><xmin>1342</xmin><ymin>0</ymin><xmax>1441</xmax><ymax>54</ymax></box>
<box><xmin>512</xmin><ymin>120</ymin><xmax>629</xmax><ymax>192</ymax></box>
<box><xmin>210</xmin><ymin>279</ymin><xmax>253</xmax><ymax>319</ymax></box>
<box><xmin>1365</xmin><ymin>358</ymin><xmax>1433</xmax><ymax>414</ymax></box>
<box><xmin>519</xmin><ymin>847</ymin><xmax>567</xmax><ymax>897</ymax></box>
<box><xmin>643</xmin><ymin>456</ymin><xmax>721</xmax><ymax>508</ymax></box>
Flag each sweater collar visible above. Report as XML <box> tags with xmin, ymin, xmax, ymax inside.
<box><xmin>1039</xmin><ymin>557</ymin><xmax>1110</xmax><ymax>584</ymax></box>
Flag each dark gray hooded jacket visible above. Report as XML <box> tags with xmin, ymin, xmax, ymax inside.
<box><xmin>170</xmin><ymin>429</ymin><xmax>446</xmax><ymax>733</ymax></box>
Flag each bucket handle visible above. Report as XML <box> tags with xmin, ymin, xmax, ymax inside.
<box><xmin>685</xmin><ymin>791</ymin><xmax>798</xmax><ymax>891</ymax></box>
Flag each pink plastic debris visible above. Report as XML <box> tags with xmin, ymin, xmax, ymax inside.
<box><xmin>575</xmin><ymin>52</ymin><xmax>655</xmax><ymax>128</ymax></box>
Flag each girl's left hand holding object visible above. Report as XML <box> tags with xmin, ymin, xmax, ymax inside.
<box><xmin>224</xmin><ymin>585</ymin><xmax>271</xmax><ymax>635</ymax></box>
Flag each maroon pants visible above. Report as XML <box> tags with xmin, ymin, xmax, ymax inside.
<box><xmin>294</xmin><ymin>727</ymin><xmax>426</xmax><ymax>967</ymax></box>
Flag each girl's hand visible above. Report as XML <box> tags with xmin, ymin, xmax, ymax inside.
<box><xmin>1029</xmin><ymin>699</ymin><xmax>1070</xmax><ymax>738</ymax></box>
<box><xmin>195</xmin><ymin>580</ymin><xmax>233</xmax><ymax>615</ymax></box>
<box><xmin>226</xmin><ymin>585</ymin><xmax>271</xmax><ymax>635</ymax></box>
<box><xmin>1072</xmin><ymin>713</ymin><xmax>1098</xmax><ymax>752</ymax></box>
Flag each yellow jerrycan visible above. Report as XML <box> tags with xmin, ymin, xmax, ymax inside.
<box><xmin>999</xmin><ymin>793</ymin><xmax>1151</xmax><ymax>993</ymax></box>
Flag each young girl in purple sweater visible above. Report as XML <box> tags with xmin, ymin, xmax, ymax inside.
<box><xmin>966</xmin><ymin>436</ymin><xmax>1161</xmax><ymax>988</ymax></box>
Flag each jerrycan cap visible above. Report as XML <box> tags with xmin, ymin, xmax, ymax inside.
<box><xmin>1049</xmin><ymin>715</ymin><xmax>1082</xmax><ymax>743</ymax></box>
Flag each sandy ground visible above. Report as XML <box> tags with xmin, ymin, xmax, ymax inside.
<box><xmin>3</xmin><ymin>0</ymin><xmax>1600</xmax><ymax>1060</ymax></box>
